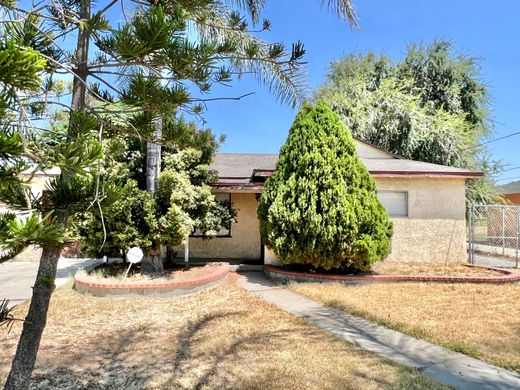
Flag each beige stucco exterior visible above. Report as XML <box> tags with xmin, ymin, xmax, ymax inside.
<box><xmin>191</xmin><ymin>143</ymin><xmax>469</xmax><ymax>263</ymax></box>
<box><xmin>375</xmin><ymin>177</ymin><xmax>466</xmax><ymax>220</ymax></box>
<box><xmin>375</xmin><ymin>177</ymin><xmax>467</xmax><ymax>263</ymax></box>
<box><xmin>174</xmin><ymin>192</ymin><xmax>262</xmax><ymax>260</ymax></box>
<box><xmin>181</xmin><ymin>176</ymin><xmax>468</xmax><ymax>264</ymax></box>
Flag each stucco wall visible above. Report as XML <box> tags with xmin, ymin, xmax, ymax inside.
<box><xmin>174</xmin><ymin>192</ymin><xmax>262</xmax><ymax>260</ymax></box>
<box><xmin>378</xmin><ymin>177</ymin><xmax>467</xmax><ymax>263</ymax></box>
<box><xmin>385</xmin><ymin>219</ymin><xmax>466</xmax><ymax>263</ymax></box>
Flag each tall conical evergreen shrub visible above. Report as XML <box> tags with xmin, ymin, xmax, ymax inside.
<box><xmin>258</xmin><ymin>103</ymin><xmax>393</xmax><ymax>271</ymax></box>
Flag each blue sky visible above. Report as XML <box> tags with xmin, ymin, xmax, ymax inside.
<box><xmin>196</xmin><ymin>1</ymin><xmax>520</xmax><ymax>183</ymax></box>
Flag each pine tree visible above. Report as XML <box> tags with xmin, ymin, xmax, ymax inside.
<box><xmin>0</xmin><ymin>1</ymin><xmax>358</xmax><ymax>388</ymax></box>
<box><xmin>258</xmin><ymin>103</ymin><xmax>393</xmax><ymax>271</ymax></box>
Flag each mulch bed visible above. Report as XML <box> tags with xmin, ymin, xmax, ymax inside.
<box><xmin>370</xmin><ymin>262</ymin><xmax>506</xmax><ymax>277</ymax></box>
<box><xmin>275</xmin><ymin>262</ymin><xmax>507</xmax><ymax>277</ymax></box>
<box><xmin>88</xmin><ymin>262</ymin><xmax>223</xmax><ymax>281</ymax></box>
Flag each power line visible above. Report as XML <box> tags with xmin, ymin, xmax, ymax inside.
<box><xmin>501</xmin><ymin>166</ymin><xmax>520</xmax><ymax>173</ymax></box>
<box><xmin>496</xmin><ymin>175</ymin><xmax>520</xmax><ymax>183</ymax></box>
<box><xmin>464</xmin><ymin>130</ymin><xmax>520</xmax><ymax>150</ymax></box>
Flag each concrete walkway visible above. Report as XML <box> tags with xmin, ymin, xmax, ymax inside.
<box><xmin>0</xmin><ymin>258</ymin><xmax>100</xmax><ymax>309</ymax></box>
<box><xmin>237</xmin><ymin>271</ymin><xmax>520</xmax><ymax>390</ymax></box>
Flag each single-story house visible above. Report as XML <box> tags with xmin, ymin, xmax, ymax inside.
<box><xmin>498</xmin><ymin>181</ymin><xmax>520</xmax><ymax>205</ymax></box>
<box><xmin>174</xmin><ymin>139</ymin><xmax>482</xmax><ymax>264</ymax></box>
<box><xmin>4</xmin><ymin>140</ymin><xmax>482</xmax><ymax>264</ymax></box>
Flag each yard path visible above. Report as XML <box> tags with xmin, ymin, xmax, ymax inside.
<box><xmin>0</xmin><ymin>258</ymin><xmax>100</xmax><ymax>309</ymax></box>
<box><xmin>237</xmin><ymin>271</ymin><xmax>520</xmax><ymax>390</ymax></box>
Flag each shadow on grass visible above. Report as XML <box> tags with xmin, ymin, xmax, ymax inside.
<box><xmin>23</xmin><ymin>311</ymin><xmax>316</xmax><ymax>389</ymax></box>
<box><xmin>3</xmin><ymin>292</ymin><xmax>450</xmax><ymax>389</ymax></box>
<box><xmin>168</xmin><ymin>311</ymin><xmax>305</xmax><ymax>389</ymax></box>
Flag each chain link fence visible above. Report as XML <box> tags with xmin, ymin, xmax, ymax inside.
<box><xmin>468</xmin><ymin>205</ymin><xmax>520</xmax><ymax>268</ymax></box>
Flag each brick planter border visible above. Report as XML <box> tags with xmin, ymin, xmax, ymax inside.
<box><xmin>264</xmin><ymin>264</ymin><xmax>520</xmax><ymax>285</ymax></box>
<box><xmin>74</xmin><ymin>264</ymin><xmax>229</xmax><ymax>297</ymax></box>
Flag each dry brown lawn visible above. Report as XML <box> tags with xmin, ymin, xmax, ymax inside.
<box><xmin>0</xmin><ymin>276</ymin><xmax>445</xmax><ymax>389</ymax></box>
<box><xmin>370</xmin><ymin>262</ymin><xmax>504</xmax><ymax>277</ymax></box>
<box><xmin>291</xmin><ymin>281</ymin><xmax>520</xmax><ymax>372</ymax></box>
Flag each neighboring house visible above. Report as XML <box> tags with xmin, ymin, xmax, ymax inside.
<box><xmin>498</xmin><ymin>181</ymin><xmax>520</xmax><ymax>205</ymax></box>
<box><xmin>0</xmin><ymin>168</ymin><xmax>61</xmax><ymax>261</ymax></box>
<box><xmin>174</xmin><ymin>139</ymin><xmax>482</xmax><ymax>264</ymax></box>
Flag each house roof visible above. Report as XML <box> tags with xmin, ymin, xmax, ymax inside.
<box><xmin>211</xmin><ymin>152</ymin><xmax>483</xmax><ymax>190</ymax></box>
<box><xmin>498</xmin><ymin>181</ymin><xmax>520</xmax><ymax>195</ymax></box>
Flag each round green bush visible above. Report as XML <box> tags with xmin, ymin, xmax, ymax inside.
<box><xmin>258</xmin><ymin>103</ymin><xmax>393</xmax><ymax>271</ymax></box>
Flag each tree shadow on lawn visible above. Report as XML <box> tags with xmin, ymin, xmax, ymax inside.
<box><xmin>24</xmin><ymin>311</ymin><xmax>316</xmax><ymax>389</ymax></box>
<box><xmin>161</xmin><ymin>310</ymin><xmax>435</xmax><ymax>390</ymax></box>
<box><xmin>6</xmin><ymin>297</ymin><xmax>445</xmax><ymax>389</ymax></box>
<box><xmin>167</xmin><ymin>311</ymin><xmax>311</xmax><ymax>389</ymax></box>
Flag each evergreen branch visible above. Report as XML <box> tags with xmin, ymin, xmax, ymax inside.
<box><xmin>191</xmin><ymin>5</ymin><xmax>307</xmax><ymax>107</ymax></box>
<box><xmin>0</xmin><ymin>299</ymin><xmax>24</xmax><ymax>333</ymax></box>
<box><xmin>191</xmin><ymin>92</ymin><xmax>254</xmax><ymax>102</ymax></box>
<box><xmin>87</xmin><ymin>71</ymin><xmax>123</xmax><ymax>95</ymax></box>
<box><xmin>99</xmin><ymin>0</ymin><xmax>120</xmax><ymax>15</ymax></box>
<box><xmin>34</xmin><ymin>50</ymin><xmax>114</xmax><ymax>106</ymax></box>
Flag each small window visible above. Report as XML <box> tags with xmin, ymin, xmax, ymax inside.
<box><xmin>191</xmin><ymin>193</ymin><xmax>232</xmax><ymax>237</ymax></box>
<box><xmin>377</xmin><ymin>191</ymin><xmax>408</xmax><ymax>218</ymax></box>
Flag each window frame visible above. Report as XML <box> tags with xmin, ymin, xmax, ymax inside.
<box><xmin>376</xmin><ymin>190</ymin><xmax>409</xmax><ymax>218</ymax></box>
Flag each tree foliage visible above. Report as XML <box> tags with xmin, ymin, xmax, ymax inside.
<box><xmin>0</xmin><ymin>0</ymin><xmax>357</xmax><ymax>387</ymax></box>
<box><xmin>258</xmin><ymin>103</ymin><xmax>393</xmax><ymax>271</ymax></box>
<box><xmin>72</xmin><ymin>133</ymin><xmax>236</xmax><ymax>258</ymax></box>
<box><xmin>315</xmin><ymin>40</ymin><xmax>501</xmax><ymax>208</ymax></box>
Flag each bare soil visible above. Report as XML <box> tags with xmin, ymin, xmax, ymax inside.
<box><xmin>370</xmin><ymin>261</ymin><xmax>505</xmax><ymax>277</ymax></box>
<box><xmin>84</xmin><ymin>262</ymin><xmax>225</xmax><ymax>282</ymax></box>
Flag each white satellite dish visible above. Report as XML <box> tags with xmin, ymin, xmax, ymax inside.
<box><xmin>127</xmin><ymin>247</ymin><xmax>144</xmax><ymax>264</ymax></box>
<box><xmin>124</xmin><ymin>247</ymin><xmax>144</xmax><ymax>278</ymax></box>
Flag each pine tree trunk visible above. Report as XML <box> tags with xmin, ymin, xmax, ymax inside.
<box><xmin>5</xmin><ymin>0</ymin><xmax>91</xmax><ymax>387</ymax></box>
<box><xmin>146</xmin><ymin>118</ymin><xmax>162</xmax><ymax>194</ymax></box>
<box><xmin>3</xmin><ymin>246</ymin><xmax>62</xmax><ymax>390</ymax></box>
<box><xmin>70</xmin><ymin>0</ymin><xmax>91</xmax><ymax>112</ymax></box>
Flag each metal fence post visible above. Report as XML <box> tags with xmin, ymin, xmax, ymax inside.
<box><xmin>502</xmin><ymin>207</ymin><xmax>506</xmax><ymax>256</ymax></box>
<box><xmin>516</xmin><ymin>206</ymin><xmax>519</xmax><ymax>268</ymax></box>
<box><xmin>468</xmin><ymin>206</ymin><xmax>473</xmax><ymax>265</ymax></box>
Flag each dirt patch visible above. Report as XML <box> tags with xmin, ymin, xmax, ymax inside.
<box><xmin>85</xmin><ymin>262</ymin><xmax>225</xmax><ymax>282</ymax></box>
<box><xmin>370</xmin><ymin>262</ymin><xmax>505</xmax><ymax>277</ymax></box>
<box><xmin>0</xmin><ymin>281</ymin><xmax>446</xmax><ymax>389</ymax></box>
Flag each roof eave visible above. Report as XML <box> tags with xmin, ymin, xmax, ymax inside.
<box><xmin>370</xmin><ymin>171</ymin><xmax>484</xmax><ymax>179</ymax></box>
<box><xmin>212</xmin><ymin>171</ymin><xmax>483</xmax><ymax>191</ymax></box>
